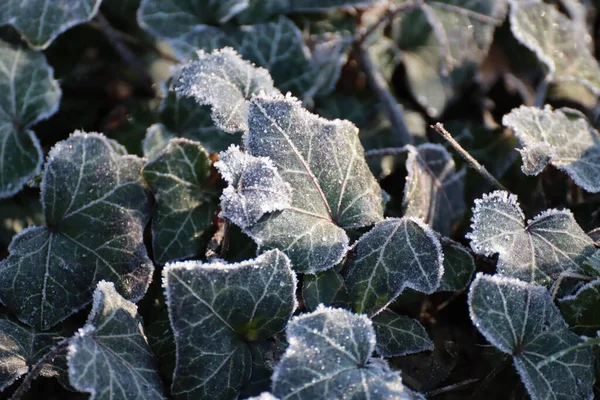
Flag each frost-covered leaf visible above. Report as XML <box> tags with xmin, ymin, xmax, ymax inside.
<box><xmin>0</xmin><ymin>0</ymin><xmax>102</xmax><ymax>49</ymax></box>
<box><xmin>244</xmin><ymin>93</ymin><xmax>384</xmax><ymax>273</ymax></box>
<box><xmin>345</xmin><ymin>217</ymin><xmax>444</xmax><ymax>316</ymax></box>
<box><xmin>559</xmin><ymin>280</ymin><xmax>600</xmax><ymax>336</ymax></box>
<box><xmin>469</xmin><ymin>273</ymin><xmax>595</xmax><ymax>400</ymax></box>
<box><xmin>0</xmin><ymin>41</ymin><xmax>60</xmax><ymax>198</ymax></box>
<box><xmin>509</xmin><ymin>0</ymin><xmax>600</xmax><ymax>94</ymax></box>
<box><xmin>174</xmin><ymin>47</ymin><xmax>278</xmax><ymax>133</ymax></box>
<box><xmin>467</xmin><ymin>190</ymin><xmax>596</xmax><ymax>285</ymax></box>
<box><xmin>215</xmin><ymin>145</ymin><xmax>292</xmax><ymax>229</ymax></box>
<box><xmin>142</xmin><ymin>124</ymin><xmax>175</xmax><ymax>160</ymax></box>
<box><xmin>372</xmin><ymin>309</ymin><xmax>433</xmax><ymax>358</ymax></box>
<box><xmin>164</xmin><ymin>250</ymin><xmax>297</xmax><ymax>399</ymax></box>
<box><xmin>403</xmin><ymin>144</ymin><xmax>466</xmax><ymax>236</ymax></box>
<box><xmin>145</xmin><ymin>314</ymin><xmax>176</xmax><ymax>383</ymax></box>
<box><xmin>503</xmin><ymin>105</ymin><xmax>600</xmax><ymax>192</ymax></box>
<box><xmin>272</xmin><ymin>306</ymin><xmax>415</xmax><ymax>399</ymax></box>
<box><xmin>438</xmin><ymin>240</ymin><xmax>475</xmax><ymax>292</ymax></box>
<box><xmin>68</xmin><ymin>281</ymin><xmax>165</xmax><ymax>400</ymax></box>
<box><xmin>0</xmin><ymin>132</ymin><xmax>153</xmax><ymax>330</ymax></box>
<box><xmin>246</xmin><ymin>393</ymin><xmax>278</xmax><ymax>400</ymax></box>
<box><xmin>142</xmin><ymin>138</ymin><xmax>216</xmax><ymax>264</ymax></box>
<box><xmin>302</xmin><ymin>269</ymin><xmax>349</xmax><ymax>311</ymax></box>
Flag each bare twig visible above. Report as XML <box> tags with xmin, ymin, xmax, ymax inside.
<box><xmin>432</xmin><ymin>123</ymin><xmax>507</xmax><ymax>191</ymax></box>
<box><xmin>354</xmin><ymin>0</ymin><xmax>424</xmax><ymax>45</ymax></box>
<box><xmin>364</xmin><ymin>146</ymin><xmax>410</xmax><ymax>159</ymax></box>
<box><xmin>219</xmin><ymin>220</ymin><xmax>231</xmax><ymax>259</ymax></box>
<box><xmin>426</xmin><ymin>379</ymin><xmax>479</xmax><ymax>397</ymax></box>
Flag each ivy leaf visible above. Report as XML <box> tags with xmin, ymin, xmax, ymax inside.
<box><xmin>467</xmin><ymin>190</ymin><xmax>596</xmax><ymax>285</ymax></box>
<box><xmin>68</xmin><ymin>281</ymin><xmax>165</xmax><ymax>400</ymax></box>
<box><xmin>468</xmin><ymin>273</ymin><xmax>595</xmax><ymax>400</ymax></box>
<box><xmin>503</xmin><ymin>105</ymin><xmax>600</xmax><ymax>192</ymax></box>
<box><xmin>215</xmin><ymin>145</ymin><xmax>292</xmax><ymax>229</ymax></box>
<box><xmin>145</xmin><ymin>314</ymin><xmax>176</xmax><ymax>384</ymax></box>
<box><xmin>302</xmin><ymin>269</ymin><xmax>349</xmax><ymax>311</ymax></box>
<box><xmin>142</xmin><ymin>138</ymin><xmax>216</xmax><ymax>264</ymax></box>
<box><xmin>272</xmin><ymin>306</ymin><xmax>416</xmax><ymax>399</ymax></box>
<box><xmin>244</xmin><ymin>93</ymin><xmax>384</xmax><ymax>273</ymax></box>
<box><xmin>345</xmin><ymin>217</ymin><xmax>444</xmax><ymax>316</ymax></box>
<box><xmin>0</xmin><ymin>1</ymin><xmax>102</xmax><ymax>50</ymax></box>
<box><xmin>403</xmin><ymin>144</ymin><xmax>466</xmax><ymax>236</ymax></box>
<box><xmin>142</xmin><ymin>124</ymin><xmax>175</xmax><ymax>160</ymax></box>
<box><xmin>0</xmin><ymin>41</ymin><xmax>61</xmax><ymax>198</ymax></box>
<box><xmin>372</xmin><ymin>309</ymin><xmax>433</xmax><ymax>358</ymax></box>
<box><xmin>559</xmin><ymin>280</ymin><xmax>600</xmax><ymax>336</ymax></box>
<box><xmin>0</xmin><ymin>132</ymin><xmax>153</xmax><ymax>330</ymax></box>
<box><xmin>509</xmin><ymin>0</ymin><xmax>600</xmax><ymax>94</ymax></box>
<box><xmin>438</xmin><ymin>240</ymin><xmax>475</xmax><ymax>292</ymax></box>
<box><xmin>163</xmin><ymin>249</ymin><xmax>297</xmax><ymax>399</ymax></box>
<box><xmin>174</xmin><ymin>47</ymin><xmax>278</xmax><ymax>134</ymax></box>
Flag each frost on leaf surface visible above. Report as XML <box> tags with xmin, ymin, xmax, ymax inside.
<box><xmin>509</xmin><ymin>0</ymin><xmax>600</xmax><ymax>94</ymax></box>
<box><xmin>345</xmin><ymin>217</ymin><xmax>443</xmax><ymax>316</ymax></box>
<box><xmin>216</xmin><ymin>145</ymin><xmax>292</xmax><ymax>229</ymax></box>
<box><xmin>67</xmin><ymin>281</ymin><xmax>165</xmax><ymax>400</ymax></box>
<box><xmin>559</xmin><ymin>280</ymin><xmax>600</xmax><ymax>336</ymax></box>
<box><xmin>272</xmin><ymin>306</ymin><xmax>414</xmax><ymax>400</ymax></box>
<box><xmin>372</xmin><ymin>309</ymin><xmax>433</xmax><ymax>358</ymax></box>
<box><xmin>0</xmin><ymin>41</ymin><xmax>61</xmax><ymax>198</ymax></box>
<box><xmin>438</xmin><ymin>241</ymin><xmax>475</xmax><ymax>292</ymax></box>
<box><xmin>0</xmin><ymin>0</ymin><xmax>102</xmax><ymax>49</ymax></box>
<box><xmin>142</xmin><ymin>138</ymin><xmax>216</xmax><ymax>264</ymax></box>
<box><xmin>468</xmin><ymin>273</ymin><xmax>595</xmax><ymax>400</ymax></box>
<box><xmin>163</xmin><ymin>250</ymin><xmax>297</xmax><ymax>399</ymax></box>
<box><xmin>503</xmin><ymin>105</ymin><xmax>600</xmax><ymax>192</ymax></box>
<box><xmin>244</xmin><ymin>93</ymin><xmax>383</xmax><ymax>273</ymax></box>
<box><xmin>174</xmin><ymin>47</ymin><xmax>278</xmax><ymax>133</ymax></box>
<box><xmin>0</xmin><ymin>132</ymin><xmax>154</xmax><ymax>330</ymax></box>
<box><xmin>403</xmin><ymin>144</ymin><xmax>466</xmax><ymax>236</ymax></box>
<box><xmin>467</xmin><ymin>190</ymin><xmax>596</xmax><ymax>285</ymax></box>
<box><xmin>302</xmin><ymin>269</ymin><xmax>349</xmax><ymax>311</ymax></box>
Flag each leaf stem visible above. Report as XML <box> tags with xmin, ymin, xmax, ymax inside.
<box><xmin>534</xmin><ymin>77</ymin><xmax>550</xmax><ymax>108</ymax></box>
<box><xmin>363</xmin><ymin>146</ymin><xmax>410</xmax><ymax>159</ymax></box>
<box><xmin>426</xmin><ymin>378</ymin><xmax>479</xmax><ymax>397</ymax></box>
<box><xmin>354</xmin><ymin>0</ymin><xmax>424</xmax><ymax>46</ymax></box>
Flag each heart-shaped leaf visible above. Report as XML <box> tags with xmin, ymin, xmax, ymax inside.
<box><xmin>559</xmin><ymin>279</ymin><xmax>600</xmax><ymax>336</ymax></box>
<box><xmin>345</xmin><ymin>217</ymin><xmax>444</xmax><ymax>316</ymax></box>
<box><xmin>163</xmin><ymin>249</ymin><xmax>297</xmax><ymax>399</ymax></box>
<box><xmin>372</xmin><ymin>309</ymin><xmax>433</xmax><ymax>358</ymax></box>
<box><xmin>0</xmin><ymin>132</ymin><xmax>154</xmax><ymax>330</ymax></box>
<box><xmin>469</xmin><ymin>273</ymin><xmax>595</xmax><ymax>400</ymax></box>
<box><xmin>467</xmin><ymin>190</ymin><xmax>596</xmax><ymax>285</ymax></box>
<box><xmin>68</xmin><ymin>281</ymin><xmax>165</xmax><ymax>400</ymax></box>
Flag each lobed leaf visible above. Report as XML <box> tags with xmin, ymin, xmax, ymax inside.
<box><xmin>372</xmin><ymin>309</ymin><xmax>433</xmax><ymax>358</ymax></box>
<box><xmin>559</xmin><ymin>279</ymin><xmax>600</xmax><ymax>336</ymax></box>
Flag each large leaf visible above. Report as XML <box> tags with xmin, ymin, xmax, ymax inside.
<box><xmin>0</xmin><ymin>0</ymin><xmax>102</xmax><ymax>49</ymax></box>
<box><xmin>68</xmin><ymin>281</ymin><xmax>165</xmax><ymax>400</ymax></box>
<box><xmin>372</xmin><ymin>309</ymin><xmax>433</xmax><ymax>358</ymax></box>
<box><xmin>469</xmin><ymin>273</ymin><xmax>595</xmax><ymax>400</ymax></box>
<box><xmin>467</xmin><ymin>190</ymin><xmax>596</xmax><ymax>285</ymax></box>
<box><xmin>0</xmin><ymin>41</ymin><xmax>61</xmax><ymax>198</ymax></box>
<box><xmin>142</xmin><ymin>138</ymin><xmax>216</xmax><ymax>264</ymax></box>
<box><xmin>509</xmin><ymin>0</ymin><xmax>600</xmax><ymax>94</ymax></box>
<box><xmin>0</xmin><ymin>132</ymin><xmax>153</xmax><ymax>330</ymax></box>
<box><xmin>345</xmin><ymin>217</ymin><xmax>444</xmax><ymax>316</ymax></box>
<box><xmin>163</xmin><ymin>249</ymin><xmax>297</xmax><ymax>399</ymax></box>
<box><xmin>503</xmin><ymin>105</ymin><xmax>600</xmax><ymax>192</ymax></box>
<box><xmin>559</xmin><ymin>279</ymin><xmax>600</xmax><ymax>336</ymax></box>
<box><xmin>272</xmin><ymin>306</ymin><xmax>415</xmax><ymax>399</ymax></box>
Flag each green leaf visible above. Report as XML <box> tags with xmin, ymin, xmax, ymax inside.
<box><xmin>163</xmin><ymin>249</ymin><xmax>297</xmax><ymax>399</ymax></box>
<box><xmin>145</xmin><ymin>314</ymin><xmax>176</xmax><ymax>384</ymax></box>
<box><xmin>372</xmin><ymin>309</ymin><xmax>433</xmax><ymax>358</ymax></box>
<box><xmin>559</xmin><ymin>280</ymin><xmax>600</xmax><ymax>336</ymax></box>
<box><xmin>467</xmin><ymin>190</ymin><xmax>596</xmax><ymax>285</ymax></box>
<box><xmin>302</xmin><ymin>269</ymin><xmax>349</xmax><ymax>311</ymax></box>
<box><xmin>509</xmin><ymin>0</ymin><xmax>600</xmax><ymax>94</ymax></box>
<box><xmin>0</xmin><ymin>132</ymin><xmax>153</xmax><ymax>330</ymax></box>
<box><xmin>0</xmin><ymin>1</ymin><xmax>102</xmax><ymax>49</ymax></box>
<box><xmin>503</xmin><ymin>105</ymin><xmax>600</xmax><ymax>193</ymax></box>
<box><xmin>142</xmin><ymin>138</ymin><xmax>216</xmax><ymax>264</ymax></box>
<box><xmin>438</xmin><ymin>240</ymin><xmax>475</xmax><ymax>292</ymax></box>
<box><xmin>272</xmin><ymin>306</ymin><xmax>416</xmax><ymax>399</ymax></box>
<box><xmin>469</xmin><ymin>273</ymin><xmax>595</xmax><ymax>400</ymax></box>
<box><xmin>345</xmin><ymin>217</ymin><xmax>444</xmax><ymax>315</ymax></box>
<box><xmin>403</xmin><ymin>144</ymin><xmax>466</xmax><ymax>236</ymax></box>
<box><xmin>67</xmin><ymin>281</ymin><xmax>165</xmax><ymax>400</ymax></box>
<box><xmin>244</xmin><ymin>93</ymin><xmax>384</xmax><ymax>273</ymax></box>
<box><xmin>142</xmin><ymin>124</ymin><xmax>175</xmax><ymax>160</ymax></box>
<box><xmin>0</xmin><ymin>41</ymin><xmax>61</xmax><ymax>198</ymax></box>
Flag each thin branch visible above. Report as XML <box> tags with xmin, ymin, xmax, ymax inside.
<box><xmin>364</xmin><ymin>146</ymin><xmax>410</xmax><ymax>159</ymax></box>
<box><xmin>432</xmin><ymin>123</ymin><xmax>507</xmax><ymax>191</ymax></box>
<box><xmin>354</xmin><ymin>0</ymin><xmax>424</xmax><ymax>45</ymax></box>
<box><xmin>426</xmin><ymin>379</ymin><xmax>479</xmax><ymax>397</ymax></box>
<box><xmin>534</xmin><ymin>76</ymin><xmax>550</xmax><ymax>108</ymax></box>
<box><xmin>219</xmin><ymin>220</ymin><xmax>231</xmax><ymax>259</ymax></box>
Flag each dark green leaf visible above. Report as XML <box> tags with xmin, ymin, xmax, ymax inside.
<box><xmin>438</xmin><ymin>240</ymin><xmax>475</xmax><ymax>292</ymax></box>
<box><xmin>559</xmin><ymin>279</ymin><xmax>600</xmax><ymax>336</ymax></box>
<box><xmin>372</xmin><ymin>309</ymin><xmax>433</xmax><ymax>358</ymax></box>
<box><xmin>302</xmin><ymin>269</ymin><xmax>349</xmax><ymax>311</ymax></box>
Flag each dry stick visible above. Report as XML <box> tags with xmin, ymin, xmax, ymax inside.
<box><xmin>432</xmin><ymin>123</ymin><xmax>507</xmax><ymax>191</ymax></box>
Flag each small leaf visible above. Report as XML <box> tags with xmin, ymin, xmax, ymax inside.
<box><xmin>403</xmin><ymin>144</ymin><xmax>466</xmax><ymax>236</ymax></box>
<box><xmin>469</xmin><ymin>273</ymin><xmax>595</xmax><ymax>400</ymax></box>
<box><xmin>438</xmin><ymin>240</ymin><xmax>475</xmax><ymax>292</ymax></box>
<box><xmin>467</xmin><ymin>190</ymin><xmax>596</xmax><ymax>285</ymax></box>
<box><xmin>142</xmin><ymin>124</ymin><xmax>175</xmax><ymax>160</ymax></box>
<box><xmin>0</xmin><ymin>132</ymin><xmax>153</xmax><ymax>330</ymax></box>
<box><xmin>0</xmin><ymin>0</ymin><xmax>102</xmax><ymax>49</ymax></box>
<box><xmin>372</xmin><ymin>309</ymin><xmax>433</xmax><ymax>358</ymax></box>
<box><xmin>68</xmin><ymin>281</ymin><xmax>165</xmax><ymax>400</ymax></box>
<box><xmin>142</xmin><ymin>138</ymin><xmax>216</xmax><ymax>264</ymax></box>
<box><xmin>559</xmin><ymin>279</ymin><xmax>600</xmax><ymax>336</ymax></box>
<box><xmin>345</xmin><ymin>217</ymin><xmax>444</xmax><ymax>316</ymax></box>
<box><xmin>164</xmin><ymin>249</ymin><xmax>297</xmax><ymax>399</ymax></box>
<box><xmin>174</xmin><ymin>47</ymin><xmax>278</xmax><ymax>133</ymax></box>
<box><xmin>215</xmin><ymin>145</ymin><xmax>292</xmax><ymax>229</ymax></box>
<box><xmin>302</xmin><ymin>269</ymin><xmax>349</xmax><ymax>311</ymax></box>
<box><xmin>503</xmin><ymin>105</ymin><xmax>600</xmax><ymax>192</ymax></box>
<box><xmin>272</xmin><ymin>306</ymin><xmax>416</xmax><ymax>399</ymax></box>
